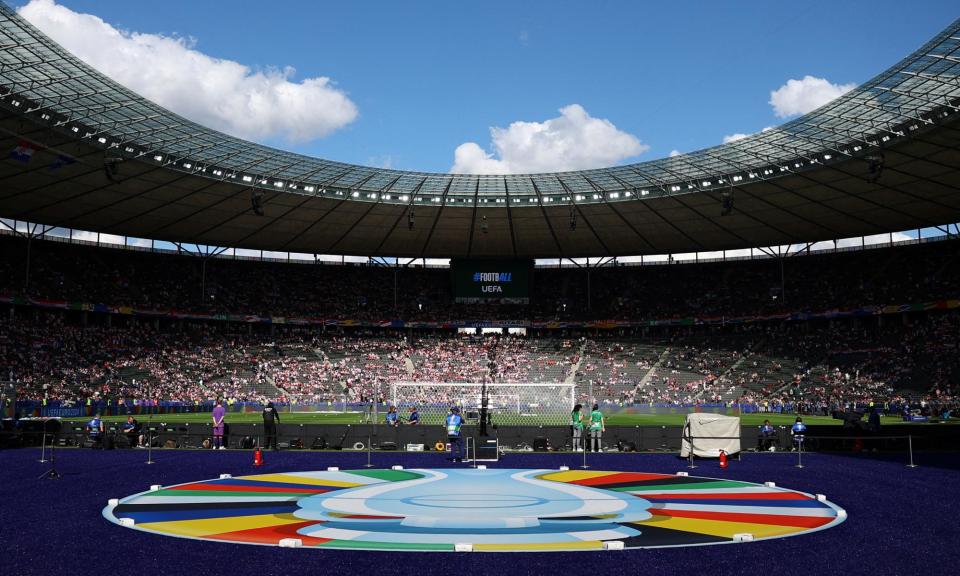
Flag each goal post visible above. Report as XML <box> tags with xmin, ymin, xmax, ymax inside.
<box><xmin>389</xmin><ymin>382</ymin><xmax>576</xmax><ymax>426</ymax></box>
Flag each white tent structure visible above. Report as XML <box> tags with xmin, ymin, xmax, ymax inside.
<box><xmin>680</xmin><ymin>413</ymin><xmax>741</xmax><ymax>458</ymax></box>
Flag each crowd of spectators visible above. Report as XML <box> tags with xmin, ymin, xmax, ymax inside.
<box><xmin>1</xmin><ymin>233</ymin><xmax>958</xmax><ymax>414</ymax></box>
<box><xmin>2</xmin><ymin>234</ymin><xmax>958</xmax><ymax>323</ymax></box>
<box><xmin>4</xmin><ymin>306</ymin><xmax>957</xmax><ymax>415</ymax></box>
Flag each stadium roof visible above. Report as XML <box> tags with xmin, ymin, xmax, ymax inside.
<box><xmin>0</xmin><ymin>4</ymin><xmax>959</xmax><ymax>258</ymax></box>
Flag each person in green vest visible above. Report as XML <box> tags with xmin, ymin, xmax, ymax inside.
<box><xmin>570</xmin><ymin>403</ymin><xmax>584</xmax><ymax>452</ymax></box>
<box><xmin>588</xmin><ymin>403</ymin><xmax>605</xmax><ymax>453</ymax></box>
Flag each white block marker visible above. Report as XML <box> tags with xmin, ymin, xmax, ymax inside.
<box><xmin>764</xmin><ymin>481</ymin><xmax>776</xmax><ymax>487</ymax></box>
<box><xmin>603</xmin><ymin>541</ymin><xmax>625</xmax><ymax>550</ymax></box>
<box><xmin>477</xmin><ymin>465</ymin><xmax>487</xmax><ymax>470</ymax></box>
<box><xmin>119</xmin><ymin>518</ymin><xmax>135</xmax><ymax>526</ymax></box>
<box><xmin>734</xmin><ymin>533</ymin><xmax>754</xmax><ymax>542</ymax></box>
<box><xmin>278</xmin><ymin>538</ymin><xmax>302</xmax><ymax>548</ymax></box>
<box><xmin>327</xmin><ymin>467</ymin><xmax>339</xmax><ymax>471</ymax></box>
<box><xmin>392</xmin><ymin>465</ymin><xmax>404</xmax><ymax>470</ymax></box>
<box><xmin>816</xmin><ymin>494</ymin><xmax>827</xmax><ymax>502</ymax></box>
<box><xmin>676</xmin><ymin>471</ymin><xmax>689</xmax><ymax>477</ymax></box>
<box><xmin>455</xmin><ymin>543</ymin><xmax>474</xmax><ymax>552</ymax></box>
<box><xmin>107</xmin><ymin>498</ymin><xmax>119</xmax><ymax>507</ymax></box>
<box><xmin>149</xmin><ymin>484</ymin><xmax>161</xmax><ymax>491</ymax></box>
<box><xmin>219</xmin><ymin>474</ymin><xmax>232</xmax><ymax>479</ymax></box>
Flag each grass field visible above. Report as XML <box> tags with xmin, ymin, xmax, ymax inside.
<box><xmin>65</xmin><ymin>411</ymin><xmax>952</xmax><ymax>427</ymax></box>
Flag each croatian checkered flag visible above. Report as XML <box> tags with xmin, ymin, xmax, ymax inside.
<box><xmin>9</xmin><ymin>139</ymin><xmax>39</xmax><ymax>162</ymax></box>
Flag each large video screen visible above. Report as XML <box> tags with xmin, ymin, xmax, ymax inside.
<box><xmin>451</xmin><ymin>259</ymin><xmax>532</xmax><ymax>304</ymax></box>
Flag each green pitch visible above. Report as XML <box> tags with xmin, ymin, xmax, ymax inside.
<box><xmin>65</xmin><ymin>411</ymin><xmax>947</xmax><ymax>427</ymax></box>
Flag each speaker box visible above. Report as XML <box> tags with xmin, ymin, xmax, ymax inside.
<box><xmin>379</xmin><ymin>441</ymin><xmax>398</xmax><ymax>451</ymax></box>
<box><xmin>311</xmin><ymin>436</ymin><xmax>328</xmax><ymax>450</ymax></box>
<box><xmin>533</xmin><ymin>437</ymin><xmax>550</xmax><ymax>452</ymax></box>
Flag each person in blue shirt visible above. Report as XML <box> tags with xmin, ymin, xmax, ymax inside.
<box><xmin>445</xmin><ymin>406</ymin><xmax>464</xmax><ymax>462</ymax></box>
<box><xmin>120</xmin><ymin>415</ymin><xmax>142</xmax><ymax>448</ymax></box>
<box><xmin>791</xmin><ymin>417</ymin><xmax>807</xmax><ymax>450</ymax></box>
<box><xmin>407</xmin><ymin>407</ymin><xmax>420</xmax><ymax>426</ymax></box>
<box><xmin>757</xmin><ymin>419</ymin><xmax>777</xmax><ymax>451</ymax></box>
<box><xmin>87</xmin><ymin>414</ymin><xmax>104</xmax><ymax>448</ymax></box>
<box><xmin>385</xmin><ymin>405</ymin><xmax>399</xmax><ymax>427</ymax></box>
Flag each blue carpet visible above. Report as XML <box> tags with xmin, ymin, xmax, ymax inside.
<box><xmin>2</xmin><ymin>448</ymin><xmax>957</xmax><ymax>576</ymax></box>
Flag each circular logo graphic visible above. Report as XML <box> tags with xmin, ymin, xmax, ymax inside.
<box><xmin>103</xmin><ymin>468</ymin><xmax>845</xmax><ymax>552</ymax></box>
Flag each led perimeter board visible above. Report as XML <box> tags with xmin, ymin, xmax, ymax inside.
<box><xmin>452</xmin><ymin>259</ymin><xmax>532</xmax><ymax>304</ymax></box>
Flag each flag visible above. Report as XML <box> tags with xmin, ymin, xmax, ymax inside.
<box><xmin>9</xmin><ymin>139</ymin><xmax>38</xmax><ymax>162</ymax></box>
<box><xmin>49</xmin><ymin>154</ymin><xmax>76</xmax><ymax>171</ymax></box>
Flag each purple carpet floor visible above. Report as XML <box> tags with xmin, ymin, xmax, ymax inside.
<box><xmin>1</xmin><ymin>448</ymin><xmax>957</xmax><ymax>576</ymax></box>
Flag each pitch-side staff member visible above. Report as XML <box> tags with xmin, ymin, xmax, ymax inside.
<box><xmin>445</xmin><ymin>406</ymin><xmax>464</xmax><ymax>462</ymax></box>
<box><xmin>262</xmin><ymin>401</ymin><xmax>280</xmax><ymax>450</ymax></box>
<box><xmin>589</xmin><ymin>403</ymin><xmax>605</xmax><ymax>453</ymax></box>
<box><xmin>571</xmin><ymin>404</ymin><xmax>584</xmax><ymax>452</ymax></box>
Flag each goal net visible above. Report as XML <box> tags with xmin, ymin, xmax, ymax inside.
<box><xmin>389</xmin><ymin>382</ymin><xmax>576</xmax><ymax>426</ymax></box>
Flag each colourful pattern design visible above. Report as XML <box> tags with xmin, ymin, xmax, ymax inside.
<box><xmin>103</xmin><ymin>469</ymin><xmax>845</xmax><ymax>552</ymax></box>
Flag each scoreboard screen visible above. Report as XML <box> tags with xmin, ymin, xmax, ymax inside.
<box><xmin>451</xmin><ymin>259</ymin><xmax>532</xmax><ymax>304</ymax></box>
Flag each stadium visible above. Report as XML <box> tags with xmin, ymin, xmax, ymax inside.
<box><xmin>1</xmin><ymin>1</ymin><xmax>959</xmax><ymax>574</ymax></box>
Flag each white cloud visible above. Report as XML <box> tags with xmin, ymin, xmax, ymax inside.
<box><xmin>18</xmin><ymin>0</ymin><xmax>358</xmax><ymax>143</ymax></box>
<box><xmin>366</xmin><ymin>155</ymin><xmax>395</xmax><ymax>169</ymax></box>
<box><xmin>722</xmin><ymin>126</ymin><xmax>775</xmax><ymax>145</ymax></box>
<box><xmin>769</xmin><ymin>75</ymin><xmax>856</xmax><ymax>118</ymax></box>
<box><xmin>451</xmin><ymin>104</ymin><xmax>648</xmax><ymax>174</ymax></box>
<box><xmin>722</xmin><ymin>133</ymin><xmax>750</xmax><ymax>144</ymax></box>
<box><xmin>669</xmin><ymin>150</ymin><xmax>682</xmax><ymax>157</ymax></box>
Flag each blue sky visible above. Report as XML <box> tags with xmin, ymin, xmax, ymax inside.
<box><xmin>12</xmin><ymin>0</ymin><xmax>960</xmax><ymax>174</ymax></box>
